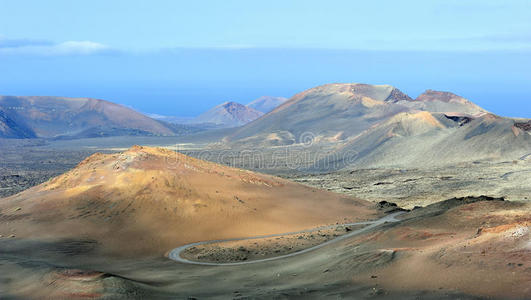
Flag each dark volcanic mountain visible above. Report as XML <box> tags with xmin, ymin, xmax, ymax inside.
<box><xmin>246</xmin><ymin>96</ymin><xmax>288</xmax><ymax>113</ymax></box>
<box><xmin>193</xmin><ymin>101</ymin><xmax>264</xmax><ymax>128</ymax></box>
<box><xmin>0</xmin><ymin>108</ymin><xmax>36</xmax><ymax>138</ymax></box>
<box><xmin>0</xmin><ymin>96</ymin><xmax>175</xmax><ymax>138</ymax></box>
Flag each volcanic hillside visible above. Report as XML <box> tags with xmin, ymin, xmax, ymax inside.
<box><xmin>400</xmin><ymin>90</ymin><xmax>487</xmax><ymax>115</ymax></box>
<box><xmin>0</xmin><ymin>146</ymin><xmax>378</xmax><ymax>257</ymax></box>
<box><xmin>227</xmin><ymin>84</ymin><xmax>494</xmax><ymax>145</ymax></box>
<box><xmin>228</xmin><ymin>83</ymin><xmax>414</xmax><ymax>144</ymax></box>
<box><xmin>224</xmin><ymin>83</ymin><xmax>529</xmax><ymax>169</ymax></box>
<box><xmin>0</xmin><ymin>96</ymin><xmax>175</xmax><ymax>138</ymax></box>
<box><xmin>318</xmin><ymin>111</ymin><xmax>531</xmax><ymax>169</ymax></box>
<box><xmin>0</xmin><ymin>108</ymin><xmax>36</xmax><ymax>138</ymax></box>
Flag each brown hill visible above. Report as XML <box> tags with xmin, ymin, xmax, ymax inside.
<box><xmin>0</xmin><ymin>146</ymin><xmax>378</xmax><ymax>257</ymax></box>
<box><xmin>0</xmin><ymin>96</ymin><xmax>175</xmax><ymax>138</ymax></box>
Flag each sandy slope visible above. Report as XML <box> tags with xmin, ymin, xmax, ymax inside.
<box><xmin>0</xmin><ymin>145</ymin><xmax>378</xmax><ymax>257</ymax></box>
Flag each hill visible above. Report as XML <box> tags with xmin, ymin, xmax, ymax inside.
<box><xmin>192</xmin><ymin>101</ymin><xmax>264</xmax><ymax>128</ymax></box>
<box><xmin>220</xmin><ymin>83</ymin><xmax>530</xmax><ymax>169</ymax></box>
<box><xmin>401</xmin><ymin>90</ymin><xmax>488</xmax><ymax>115</ymax></box>
<box><xmin>0</xmin><ymin>96</ymin><xmax>175</xmax><ymax>138</ymax></box>
<box><xmin>317</xmin><ymin>112</ymin><xmax>531</xmax><ymax>170</ymax></box>
<box><xmin>228</xmin><ymin>83</ymin><xmax>414</xmax><ymax>144</ymax></box>
<box><xmin>0</xmin><ymin>146</ymin><xmax>378</xmax><ymax>257</ymax></box>
<box><xmin>227</xmin><ymin>84</ymin><xmax>493</xmax><ymax>146</ymax></box>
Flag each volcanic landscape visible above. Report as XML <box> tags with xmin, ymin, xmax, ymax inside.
<box><xmin>0</xmin><ymin>83</ymin><xmax>530</xmax><ymax>299</ymax></box>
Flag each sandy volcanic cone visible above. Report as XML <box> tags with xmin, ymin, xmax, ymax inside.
<box><xmin>0</xmin><ymin>146</ymin><xmax>378</xmax><ymax>257</ymax></box>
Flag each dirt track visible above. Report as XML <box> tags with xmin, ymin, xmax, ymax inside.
<box><xmin>168</xmin><ymin>212</ymin><xmax>405</xmax><ymax>265</ymax></box>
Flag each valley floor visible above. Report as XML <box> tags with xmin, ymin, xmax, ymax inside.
<box><xmin>284</xmin><ymin>160</ymin><xmax>531</xmax><ymax>209</ymax></box>
<box><xmin>2</xmin><ymin>137</ymin><xmax>529</xmax><ymax>208</ymax></box>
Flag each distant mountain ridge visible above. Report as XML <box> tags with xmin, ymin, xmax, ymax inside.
<box><xmin>0</xmin><ymin>95</ymin><xmax>176</xmax><ymax>138</ymax></box>
<box><xmin>0</xmin><ymin>94</ymin><xmax>289</xmax><ymax>138</ymax></box>
<box><xmin>191</xmin><ymin>101</ymin><xmax>264</xmax><ymax>128</ymax></box>
<box><xmin>246</xmin><ymin>96</ymin><xmax>288</xmax><ymax>113</ymax></box>
<box><xmin>229</xmin><ymin>83</ymin><xmax>415</xmax><ymax>143</ymax></box>
<box><xmin>224</xmin><ymin>83</ymin><xmax>530</xmax><ymax>169</ymax></box>
<box><xmin>229</xmin><ymin>83</ymin><xmax>494</xmax><ymax>144</ymax></box>
<box><xmin>150</xmin><ymin>96</ymin><xmax>287</xmax><ymax>128</ymax></box>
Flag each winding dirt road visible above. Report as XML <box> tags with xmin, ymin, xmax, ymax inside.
<box><xmin>168</xmin><ymin>211</ymin><xmax>405</xmax><ymax>266</ymax></box>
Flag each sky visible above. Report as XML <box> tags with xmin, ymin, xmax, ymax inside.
<box><xmin>0</xmin><ymin>0</ymin><xmax>530</xmax><ymax>117</ymax></box>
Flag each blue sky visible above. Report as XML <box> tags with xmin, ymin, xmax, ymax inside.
<box><xmin>0</xmin><ymin>0</ymin><xmax>530</xmax><ymax>117</ymax></box>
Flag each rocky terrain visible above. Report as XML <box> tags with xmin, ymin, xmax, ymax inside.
<box><xmin>515</xmin><ymin>120</ymin><xmax>531</xmax><ymax>131</ymax></box>
<box><xmin>285</xmin><ymin>160</ymin><xmax>531</xmax><ymax>208</ymax></box>
<box><xmin>0</xmin><ymin>139</ymin><xmax>97</xmax><ymax>198</ymax></box>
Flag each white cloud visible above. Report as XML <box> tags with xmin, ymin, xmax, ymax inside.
<box><xmin>50</xmin><ymin>41</ymin><xmax>111</xmax><ymax>55</ymax></box>
<box><xmin>0</xmin><ymin>37</ymin><xmax>112</xmax><ymax>56</ymax></box>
